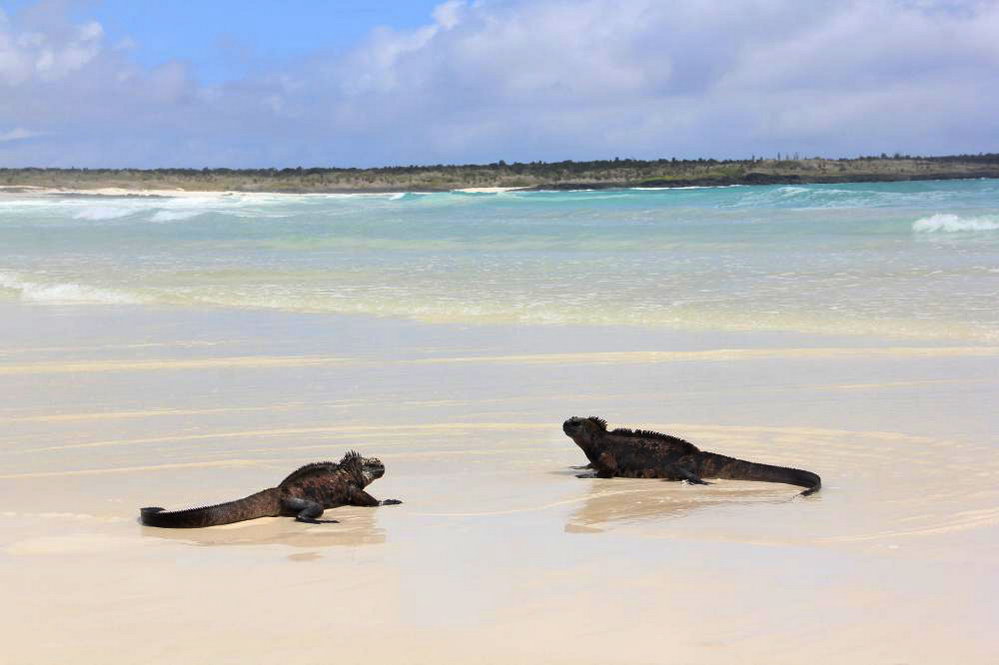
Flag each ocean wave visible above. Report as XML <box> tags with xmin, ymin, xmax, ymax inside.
<box><xmin>0</xmin><ymin>272</ymin><xmax>143</xmax><ymax>305</ymax></box>
<box><xmin>777</xmin><ymin>186</ymin><xmax>811</xmax><ymax>196</ymax></box>
<box><xmin>72</xmin><ymin>206</ymin><xmax>136</xmax><ymax>221</ymax></box>
<box><xmin>149</xmin><ymin>209</ymin><xmax>204</xmax><ymax>222</ymax></box>
<box><xmin>630</xmin><ymin>185</ymin><xmax>745</xmax><ymax>191</ymax></box>
<box><xmin>730</xmin><ymin>185</ymin><xmax>882</xmax><ymax>209</ymax></box>
<box><xmin>912</xmin><ymin>214</ymin><xmax>999</xmax><ymax>232</ymax></box>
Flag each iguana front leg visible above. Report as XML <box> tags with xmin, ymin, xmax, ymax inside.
<box><xmin>577</xmin><ymin>453</ymin><xmax>615</xmax><ymax>478</ymax></box>
<box><xmin>575</xmin><ymin>470</ymin><xmax>614</xmax><ymax>478</ymax></box>
<box><xmin>282</xmin><ymin>496</ymin><xmax>339</xmax><ymax>524</ymax></box>
<box><xmin>348</xmin><ymin>487</ymin><xmax>403</xmax><ymax>507</ymax></box>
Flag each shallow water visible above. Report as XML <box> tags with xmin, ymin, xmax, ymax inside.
<box><xmin>2</xmin><ymin>179</ymin><xmax>998</xmax><ymax>340</ymax></box>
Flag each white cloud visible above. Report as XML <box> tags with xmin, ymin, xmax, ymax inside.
<box><xmin>114</xmin><ymin>36</ymin><xmax>137</xmax><ymax>51</ymax></box>
<box><xmin>432</xmin><ymin>0</ymin><xmax>466</xmax><ymax>30</ymax></box>
<box><xmin>0</xmin><ymin>127</ymin><xmax>46</xmax><ymax>142</ymax></box>
<box><xmin>0</xmin><ymin>0</ymin><xmax>997</xmax><ymax>167</ymax></box>
<box><xmin>78</xmin><ymin>21</ymin><xmax>102</xmax><ymax>42</ymax></box>
<box><xmin>312</xmin><ymin>0</ymin><xmax>999</xmax><ymax>163</ymax></box>
<box><xmin>0</xmin><ymin>9</ymin><xmax>103</xmax><ymax>84</ymax></box>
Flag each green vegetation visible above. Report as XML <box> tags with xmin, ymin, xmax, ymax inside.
<box><xmin>2</xmin><ymin>154</ymin><xmax>998</xmax><ymax>193</ymax></box>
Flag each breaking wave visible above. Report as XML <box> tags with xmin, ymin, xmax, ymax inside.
<box><xmin>150</xmin><ymin>209</ymin><xmax>203</xmax><ymax>222</ymax></box>
<box><xmin>72</xmin><ymin>207</ymin><xmax>135</xmax><ymax>221</ymax></box>
<box><xmin>912</xmin><ymin>214</ymin><xmax>999</xmax><ymax>232</ymax></box>
<box><xmin>0</xmin><ymin>272</ymin><xmax>143</xmax><ymax>305</ymax></box>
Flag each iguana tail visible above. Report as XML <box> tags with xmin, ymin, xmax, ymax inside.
<box><xmin>698</xmin><ymin>452</ymin><xmax>821</xmax><ymax>496</ymax></box>
<box><xmin>140</xmin><ymin>488</ymin><xmax>282</xmax><ymax>527</ymax></box>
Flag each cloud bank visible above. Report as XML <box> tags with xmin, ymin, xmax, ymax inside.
<box><xmin>1</xmin><ymin>0</ymin><xmax>997</xmax><ymax>167</ymax></box>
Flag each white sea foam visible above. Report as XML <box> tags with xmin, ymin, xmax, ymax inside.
<box><xmin>630</xmin><ymin>185</ymin><xmax>745</xmax><ymax>191</ymax></box>
<box><xmin>777</xmin><ymin>186</ymin><xmax>810</xmax><ymax>196</ymax></box>
<box><xmin>72</xmin><ymin>206</ymin><xmax>136</xmax><ymax>221</ymax></box>
<box><xmin>0</xmin><ymin>272</ymin><xmax>143</xmax><ymax>305</ymax></box>
<box><xmin>150</xmin><ymin>209</ymin><xmax>203</xmax><ymax>222</ymax></box>
<box><xmin>912</xmin><ymin>214</ymin><xmax>999</xmax><ymax>232</ymax></box>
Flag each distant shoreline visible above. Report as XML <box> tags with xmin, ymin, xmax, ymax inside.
<box><xmin>2</xmin><ymin>154</ymin><xmax>998</xmax><ymax>195</ymax></box>
<box><xmin>1</xmin><ymin>174</ymin><xmax>996</xmax><ymax>200</ymax></box>
<box><xmin>528</xmin><ymin>171</ymin><xmax>999</xmax><ymax>191</ymax></box>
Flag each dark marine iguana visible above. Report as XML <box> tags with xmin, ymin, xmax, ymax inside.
<box><xmin>562</xmin><ymin>416</ymin><xmax>821</xmax><ymax>496</ymax></box>
<box><xmin>140</xmin><ymin>451</ymin><xmax>402</xmax><ymax>528</ymax></box>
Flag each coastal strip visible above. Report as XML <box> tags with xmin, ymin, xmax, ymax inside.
<box><xmin>2</xmin><ymin>154</ymin><xmax>997</xmax><ymax>194</ymax></box>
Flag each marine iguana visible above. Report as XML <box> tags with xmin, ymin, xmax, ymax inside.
<box><xmin>140</xmin><ymin>451</ymin><xmax>402</xmax><ymax>528</ymax></box>
<box><xmin>562</xmin><ymin>416</ymin><xmax>821</xmax><ymax>496</ymax></box>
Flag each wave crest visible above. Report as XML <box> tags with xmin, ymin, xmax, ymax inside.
<box><xmin>913</xmin><ymin>214</ymin><xmax>999</xmax><ymax>232</ymax></box>
<box><xmin>0</xmin><ymin>273</ymin><xmax>143</xmax><ymax>304</ymax></box>
<box><xmin>72</xmin><ymin>207</ymin><xmax>135</xmax><ymax>221</ymax></box>
<box><xmin>150</xmin><ymin>209</ymin><xmax>202</xmax><ymax>222</ymax></box>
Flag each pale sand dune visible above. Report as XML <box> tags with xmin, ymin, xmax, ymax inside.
<box><xmin>1</xmin><ymin>306</ymin><xmax>997</xmax><ymax>664</ymax></box>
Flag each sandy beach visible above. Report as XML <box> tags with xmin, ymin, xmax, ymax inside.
<box><xmin>2</xmin><ymin>303</ymin><xmax>997</xmax><ymax>664</ymax></box>
<box><xmin>6</xmin><ymin>0</ymin><xmax>999</xmax><ymax>661</ymax></box>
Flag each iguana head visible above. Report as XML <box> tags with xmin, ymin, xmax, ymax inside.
<box><xmin>562</xmin><ymin>416</ymin><xmax>607</xmax><ymax>449</ymax></box>
<box><xmin>361</xmin><ymin>457</ymin><xmax>386</xmax><ymax>485</ymax></box>
<box><xmin>339</xmin><ymin>450</ymin><xmax>386</xmax><ymax>486</ymax></box>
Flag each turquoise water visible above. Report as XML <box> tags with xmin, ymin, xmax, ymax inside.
<box><xmin>1</xmin><ymin>180</ymin><xmax>998</xmax><ymax>340</ymax></box>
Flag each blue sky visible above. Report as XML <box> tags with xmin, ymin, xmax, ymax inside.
<box><xmin>62</xmin><ymin>1</ymin><xmax>444</xmax><ymax>84</ymax></box>
<box><xmin>1</xmin><ymin>0</ymin><xmax>998</xmax><ymax>167</ymax></box>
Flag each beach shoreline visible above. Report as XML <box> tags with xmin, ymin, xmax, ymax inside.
<box><xmin>3</xmin><ymin>174</ymin><xmax>998</xmax><ymax>200</ymax></box>
<box><xmin>0</xmin><ymin>184</ymin><xmax>532</xmax><ymax>198</ymax></box>
<box><xmin>0</xmin><ymin>172</ymin><xmax>999</xmax><ymax>199</ymax></box>
<box><xmin>2</xmin><ymin>303</ymin><xmax>997</xmax><ymax>663</ymax></box>
<box><xmin>3</xmin><ymin>155</ymin><xmax>998</xmax><ymax>195</ymax></box>
<box><xmin>4</xmin><ymin>174</ymin><xmax>999</xmax><ymax>200</ymax></box>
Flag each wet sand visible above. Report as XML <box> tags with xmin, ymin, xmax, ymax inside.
<box><xmin>1</xmin><ymin>304</ymin><xmax>997</xmax><ymax>664</ymax></box>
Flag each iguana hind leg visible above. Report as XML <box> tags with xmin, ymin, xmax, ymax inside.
<box><xmin>669</xmin><ymin>465</ymin><xmax>712</xmax><ymax>485</ymax></box>
<box><xmin>282</xmin><ymin>496</ymin><xmax>339</xmax><ymax>524</ymax></box>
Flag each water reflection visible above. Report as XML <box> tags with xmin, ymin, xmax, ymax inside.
<box><xmin>565</xmin><ymin>478</ymin><xmax>787</xmax><ymax>532</ymax></box>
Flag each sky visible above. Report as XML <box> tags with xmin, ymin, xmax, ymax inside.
<box><xmin>1</xmin><ymin>0</ymin><xmax>997</xmax><ymax>168</ymax></box>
